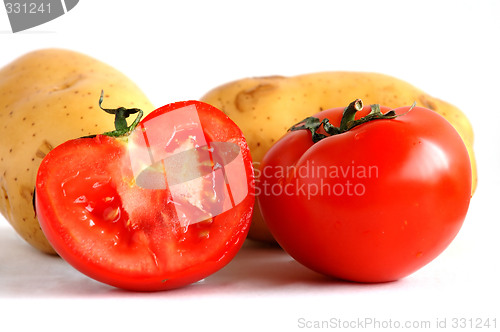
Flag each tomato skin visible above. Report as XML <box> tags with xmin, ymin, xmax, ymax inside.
<box><xmin>258</xmin><ymin>104</ymin><xmax>471</xmax><ymax>282</ymax></box>
<box><xmin>36</xmin><ymin>101</ymin><xmax>254</xmax><ymax>291</ymax></box>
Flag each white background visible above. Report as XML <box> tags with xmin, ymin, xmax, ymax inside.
<box><xmin>1</xmin><ymin>1</ymin><xmax>499</xmax><ymax>331</ymax></box>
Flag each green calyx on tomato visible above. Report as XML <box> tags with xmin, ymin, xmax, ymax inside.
<box><xmin>35</xmin><ymin>96</ymin><xmax>255</xmax><ymax>291</ymax></box>
<box><xmin>289</xmin><ymin>99</ymin><xmax>416</xmax><ymax>143</ymax></box>
<box><xmin>98</xmin><ymin>90</ymin><xmax>144</xmax><ymax>138</ymax></box>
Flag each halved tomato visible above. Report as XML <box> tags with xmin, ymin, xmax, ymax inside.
<box><xmin>35</xmin><ymin>100</ymin><xmax>254</xmax><ymax>291</ymax></box>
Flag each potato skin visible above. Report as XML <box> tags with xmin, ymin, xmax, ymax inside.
<box><xmin>200</xmin><ymin>71</ymin><xmax>477</xmax><ymax>243</ymax></box>
<box><xmin>0</xmin><ymin>49</ymin><xmax>154</xmax><ymax>254</ymax></box>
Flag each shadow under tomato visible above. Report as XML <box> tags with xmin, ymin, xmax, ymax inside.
<box><xmin>0</xmin><ymin>227</ymin><xmax>393</xmax><ymax>298</ymax></box>
<box><xmin>169</xmin><ymin>240</ymin><xmax>366</xmax><ymax>297</ymax></box>
<box><xmin>0</xmin><ymin>227</ymin><xmax>113</xmax><ymax>298</ymax></box>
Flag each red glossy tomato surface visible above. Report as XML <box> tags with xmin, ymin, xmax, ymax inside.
<box><xmin>36</xmin><ymin>101</ymin><xmax>254</xmax><ymax>291</ymax></box>
<box><xmin>258</xmin><ymin>101</ymin><xmax>471</xmax><ymax>282</ymax></box>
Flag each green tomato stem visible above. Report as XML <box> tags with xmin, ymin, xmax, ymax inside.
<box><xmin>289</xmin><ymin>99</ymin><xmax>415</xmax><ymax>143</ymax></box>
<box><xmin>98</xmin><ymin>90</ymin><xmax>143</xmax><ymax>137</ymax></box>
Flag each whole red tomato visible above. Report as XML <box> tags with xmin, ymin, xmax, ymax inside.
<box><xmin>258</xmin><ymin>100</ymin><xmax>471</xmax><ymax>282</ymax></box>
<box><xmin>36</xmin><ymin>96</ymin><xmax>254</xmax><ymax>291</ymax></box>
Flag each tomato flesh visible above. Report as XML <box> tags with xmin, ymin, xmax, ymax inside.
<box><xmin>36</xmin><ymin>101</ymin><xmax>254</xmax><ymax>291</ymax></box>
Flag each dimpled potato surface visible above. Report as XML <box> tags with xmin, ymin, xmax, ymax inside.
<box><xmin>201</xmin><ymin>72</ymin><xmax>477</xmax><ymax>243</ymax></box>
<box><xmin>0</xmin><ymin>49</ymin><xmax>154</xmax><ymax>254</ymax></box>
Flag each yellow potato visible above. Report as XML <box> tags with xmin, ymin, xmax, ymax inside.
<box><xmin>0</xmin><ymin>49</ymin><xmax>154</xmax><ymax>254</ymax></box>
<box><xmin>200</xmin><ymin>71</ymin><xmax>477</xmax><ymax>243</ymax></box>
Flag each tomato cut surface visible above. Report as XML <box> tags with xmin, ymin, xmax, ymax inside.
<box><xmin>36</xmin><ymin>101</ymin><xmax>254</xmax><ymax>291</ymax></box>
